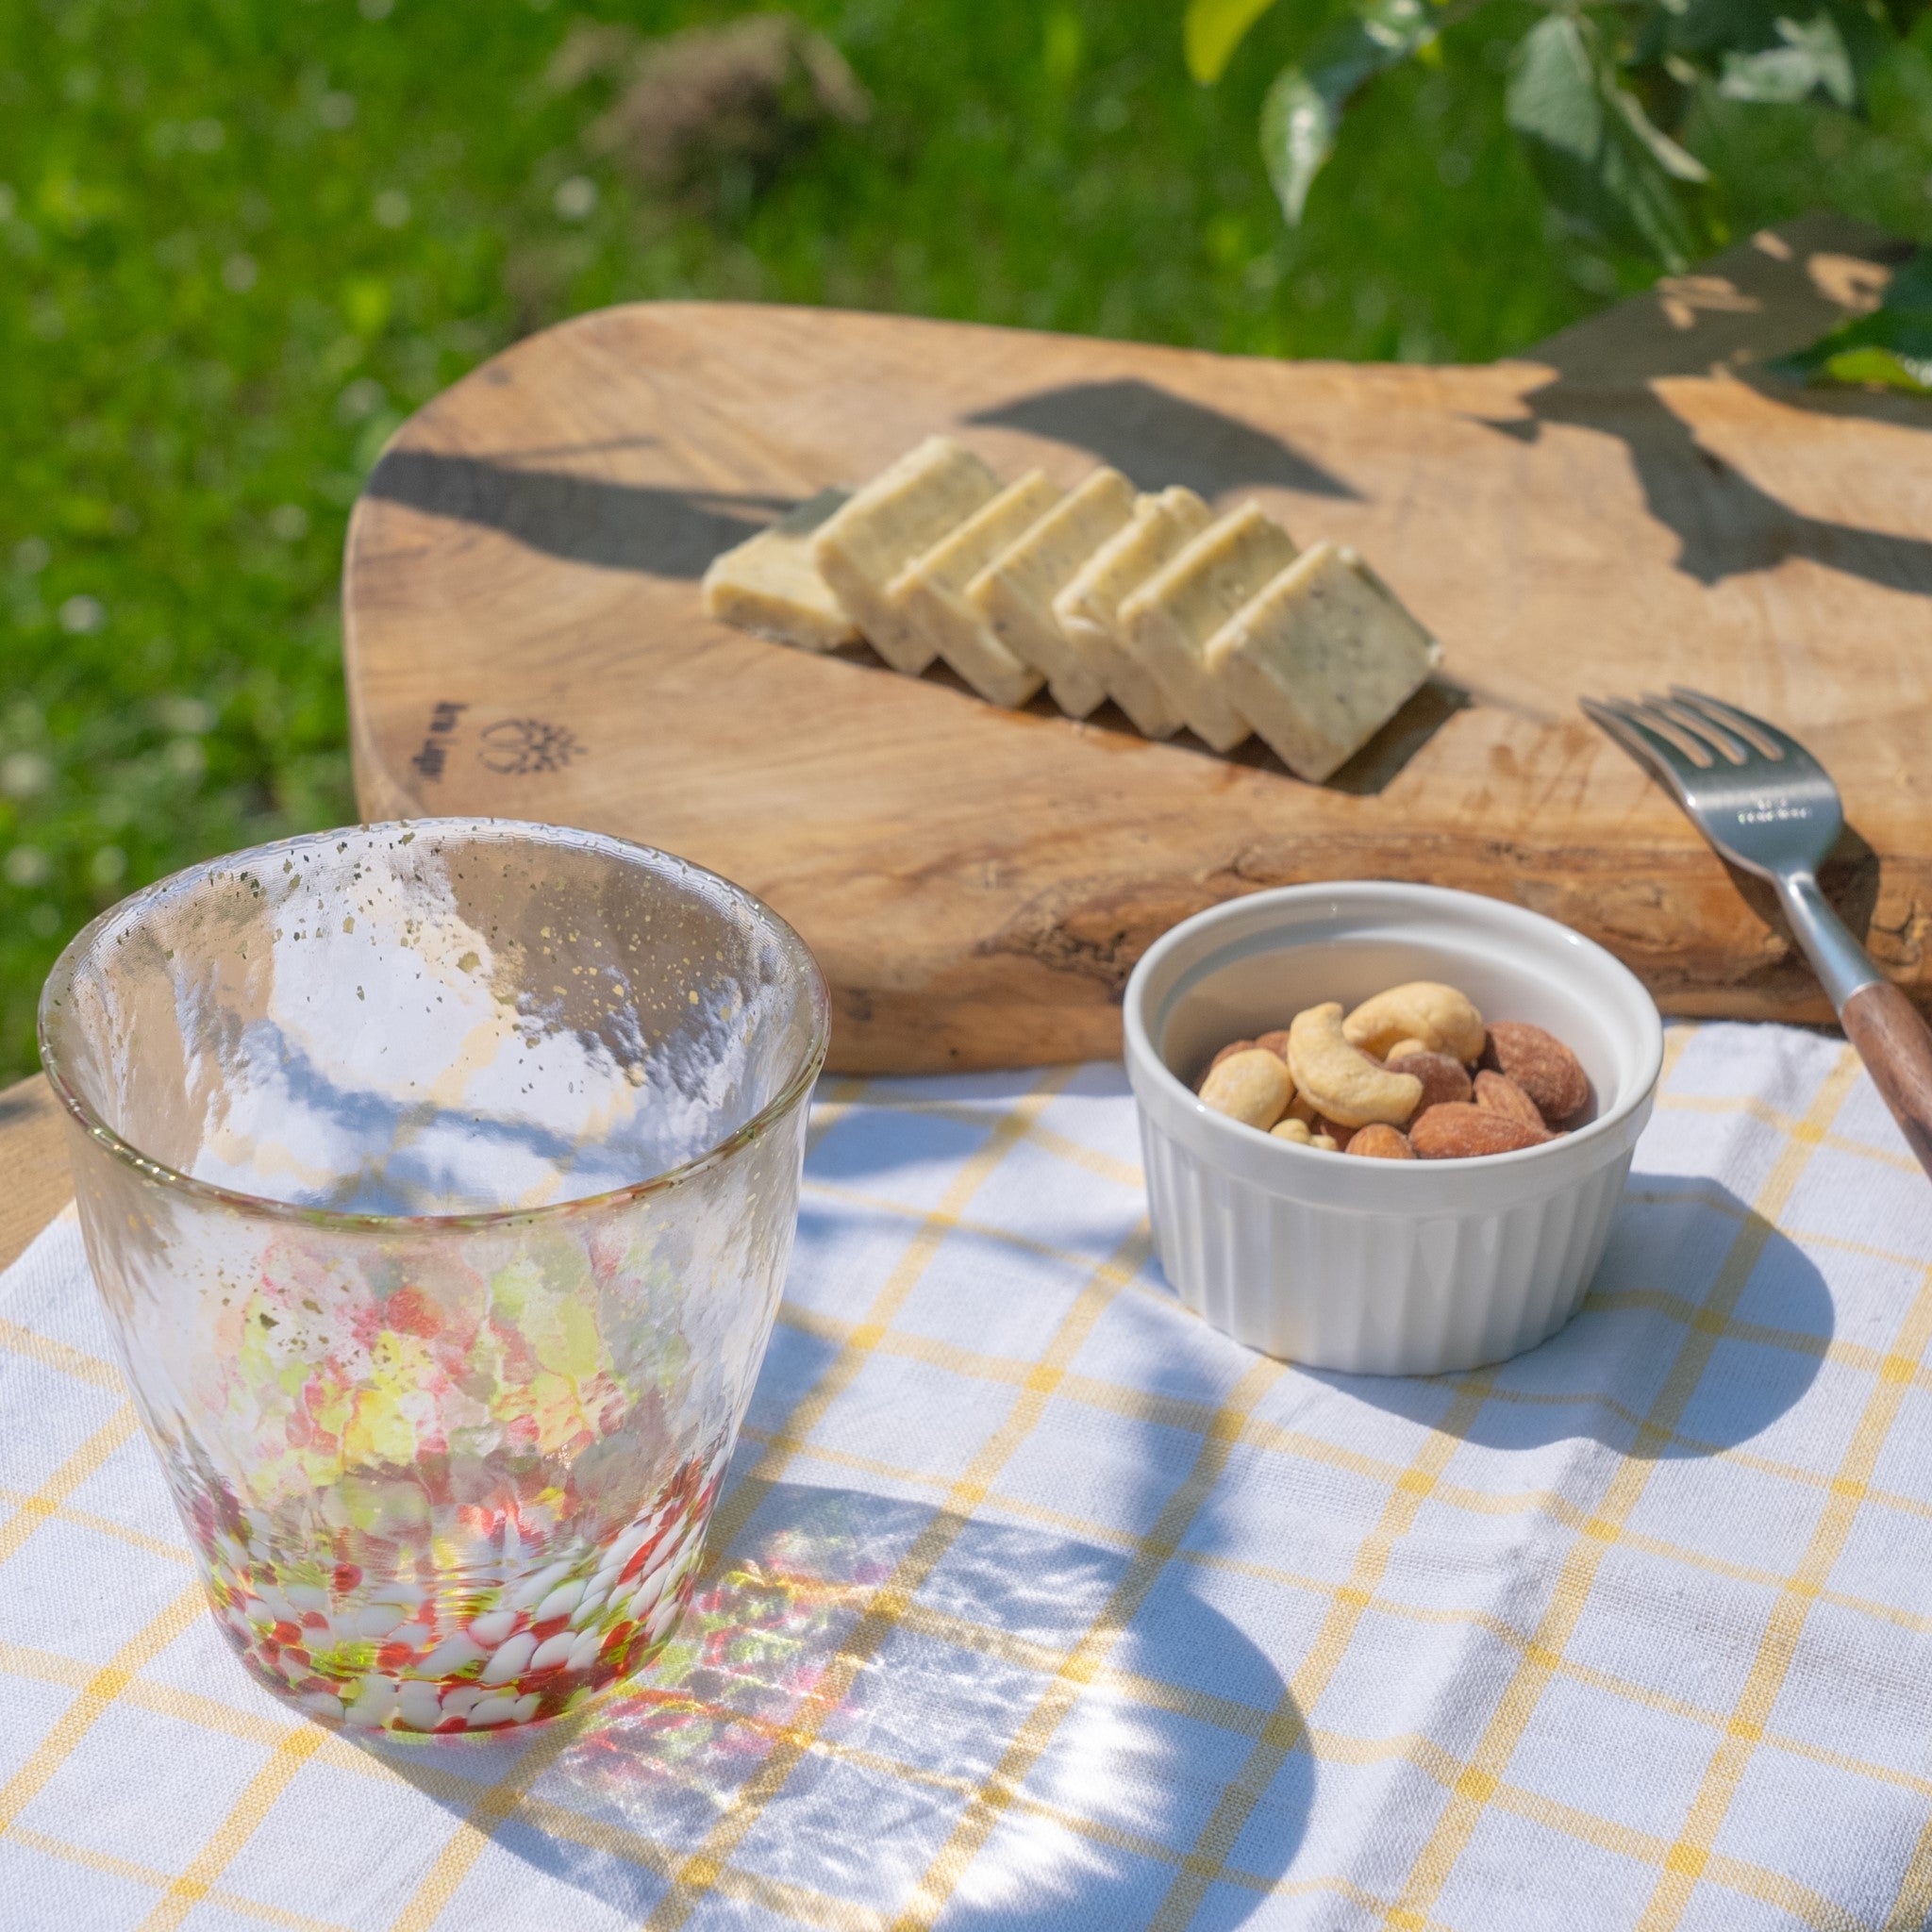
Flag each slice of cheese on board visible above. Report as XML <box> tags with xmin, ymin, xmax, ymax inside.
<box><xmin>1119</xmin><ymin>503</ymin><xmax>1296</xmax><ymax>753</ymax></box>
<box><xmin>1053</xmin><ymin>486</ymin><xmax>1211</xmax><ymax>738</ymax></box>
<box><xmin>1209</xmin><ymin>541</ymin><xmax>1439</xmax><ymax>782</ymax></box>
<box><xmin>891</xmin><ymin>472</ymin><xmax>1061</xmax><ymax>708</ymax></box>
<box><xmin>700</xmin><ymin>488</ymin><xmax>858</xmax><ymax>652</ymax></box>
<box><xmin>969</xmin><ymin>469</ymin><xmax>1137</xmax><ymax>718</ymax></box>
<box><xmin>812</xmin><ymin>437</ymin><xmax>1002</xmax><ymax>673</ymax></box>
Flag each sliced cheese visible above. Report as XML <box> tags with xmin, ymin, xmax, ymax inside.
<box><xmin>969</xmin><ymin>469</ymin><xmax>1138</xmax><ymax>718</ymax></box>
<box><xmin>890</xmin><ymin>472</ymin><xmax>1060</xmax><ymax>708</ymax></box>
<box><xmin>700</xmin><ymin>488</ymin><xmax>858</xmax><ymax>652</ymax></box>
<box><xmin>812</xmin><ymin>437</ymin><xmax>1002</xmax><ymax>673</ymax></box>
<box><xmin>1053</xmin><ymin>486</ymin><xmax>1212</xmax><ymax>738</ymax></box>
<box><xmin>1208</xmin><ymin>542</ymin><xmax>1440</xmax><ymax>782</ymax></box>
<box><xmin>1118</xmin><ymin>503</ymin><xmax>1296</xmax><ymax>752</ymax></box>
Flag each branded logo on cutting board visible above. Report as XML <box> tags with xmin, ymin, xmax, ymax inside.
<box><xmin>409</xmin><ymin>700</ymin><xmax>468</xmax><ymax>781</ymax></box>
<box><xmin>477</xmin><ymin>718</ymin><xmax>583</xmax><ymax>776</ymax></box>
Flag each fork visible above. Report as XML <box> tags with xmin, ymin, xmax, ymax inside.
<box><xmin>1580</xmin><ymin>686</ymin><xmax>1932</xmax><ymax>1180</ymax></box>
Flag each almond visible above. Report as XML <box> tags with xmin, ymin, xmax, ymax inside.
<box><xmin>1474</xmin><ymin>1070</ymin><xmax>1543</xmax><ymax>1129</ymax></box>
<box><xmin>1254</xmin><ymin>1029</ymin><xmax>1291</xmax><ymax>1061</ymax></box>
<box><xmin>1345</xmin><ymin>1124</ymin><xmax>1415</xmax><ymax>1159</ymax></box>
<box><xmin>1387</xmin><ymin>1048</ymin><xmax>1471</xmax><ymax>1115</ymax></box>
<box><xmin>1409</xmin><ymin>1103</ymin><xmax>1551</xmax><ymax>1159</ymax></box>
<box><xmin>1486</xmin><ymin>1022</ymin><xmax>1589</xmax><ymax>1125</ymax></box>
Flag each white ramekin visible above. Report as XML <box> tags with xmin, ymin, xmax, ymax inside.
<box><xmin>1124</xmin><ymin>882</ymin><xmax>1664</xmax><ymax>1375</ymax></box>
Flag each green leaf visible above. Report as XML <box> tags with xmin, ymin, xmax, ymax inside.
<box><xmin>1343</xmin><ymin>0</ymin><xmax>1435</xmax><ymax>58</ymax></box>
<box><xmin>1718</xmin><ymin>12</ymin><xmax>1856</xmax><ymax>104</ymax></box>
<box><xmin>1259</xmin><ymin>69</ymin><xmax>1336</xmax><ymax>222</ymax></box>
<box><xmin>1185</xmin><ymin>0</ymin><xmax>1283</xmax><ymax>84</ymax></box>
<box><xmin>1811</xmin><ymin>344</ymin><xmax>1932</xmax><ymax>391</ymax></box>
<box><xmin>1257</xmin><ymin>0</ymin><xmax>1435</xmax><ymax>223</ymax></box>
<box><xmin>1665</xmin><ymin>0</ymin><xmax>1891</xmax><ymax>111</ymax></box>
<box><xmin>1506</xmin><ymin>13</ymin><xmax>1701</xmax><ymax>268</ymax></box>
<box><xmin>1614</xmin><ymin>86</ymin><xmax>1710</xmax><ymax>183</ymax></box>
<box><xmin>1669</xmin><ymin>0</ymin><xmax>1794</xmax><ymax>60</ymax></box>
<box><xmin>1772</xmin><ymin>251</ymin><xmax>1932</xmax><ymax>391</ymax></box>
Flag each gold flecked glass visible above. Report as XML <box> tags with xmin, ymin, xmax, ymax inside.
<box><xmin>39</xmin><ymin>819</ymin><xmax>828</xmax><ymax>1737</ymax></box>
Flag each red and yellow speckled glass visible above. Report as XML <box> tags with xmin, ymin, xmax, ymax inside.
<box><xmin>39</xmin><ymin>820</ymin><xmax>827</xmax><ymax>1737</ymax></box>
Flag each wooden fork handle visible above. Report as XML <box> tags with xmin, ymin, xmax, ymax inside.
<box><xmin>1840</xmin><ymin>981</ymin><xmax>1932</xmax><ymax>1181</ymax></box>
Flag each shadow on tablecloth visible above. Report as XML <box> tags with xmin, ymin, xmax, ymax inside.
<box><xmin>1307</xmin><ymin>1175</ymin><xmax>1832</xmax><ymax>1457</ymax></box>
<box><xmin>348</xmin><ymin>1480</ymin><xmax>1307</xmax><ymax>1926</ymax></box>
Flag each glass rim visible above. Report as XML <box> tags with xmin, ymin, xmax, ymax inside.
<box><xmin>36</xmin><ymin>817</ymin><xmax>833</xmax><ymax>1232</ymax></box>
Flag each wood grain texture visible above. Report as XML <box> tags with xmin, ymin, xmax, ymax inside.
<box><xmin>0</xmin><ymin>1075</ymin><xmax>72</xmax><ymax>1270</ymax></box>
<box><xmin>1840</xmin><ymin>980</ymin><xmax>1932</xmax><ymax>1180</ymax></box>
<box><xmin>341</xmin><ymin>212</ymin><xmax>1932</xmax><ymax>1073</ymax></box>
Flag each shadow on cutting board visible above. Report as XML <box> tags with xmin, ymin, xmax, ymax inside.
<box><xmin>1477</xmin><ymin>218</ymin><xmax>1932</xmax><ymax>597</ymax></box>
<box><xmin>1015</xmin><ymin>673</ymin><xmax>1472</xmax><ymax>797</ymax></box>
<box><xmin>966</xmin><ymin>377</ymin><xmax>1358</xmax><ymax>502</ymax></box>
<box><xmin>1309</xmin><ymin>1179</ymin><xmax>1832</xmax><ymax>1458</ymax></box>
<box><xmin>1484</xmin><ymin>376</ymin><xmax>1932</xmax><ymax>596</ymax></box>
<box><xmin>353</xmin><ymin>1481</ymin><xmax>1309</xmax><ymax>1924</ymax></box>
<box><xmin>364</xmin><ymin>445</ymin><xmax>798</xmax><ymax>579</ymax></box>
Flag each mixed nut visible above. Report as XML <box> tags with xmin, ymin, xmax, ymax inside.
<box><xmin>1195</xmin><ymin>980</ymin><xmax>1589</xmax><ymax>1159</ymax></box>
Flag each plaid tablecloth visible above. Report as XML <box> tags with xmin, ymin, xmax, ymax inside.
<box><xmin>2</xmin><ymin>1022</ymin><xmax>1930</xmax><ymax>1931</ymax></box>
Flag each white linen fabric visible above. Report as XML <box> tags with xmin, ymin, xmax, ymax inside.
<box><xmin>1</xmin><ymin>1022</ymin><xmax>1928</xmax><ymax>1931</ymax></box>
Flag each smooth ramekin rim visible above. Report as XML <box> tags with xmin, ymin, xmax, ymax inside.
<box><xmin>1123</xmin><ymin>880</ymin><xmax>1665</xmax><ymax>1181</ymax></box>
<box><xmin>37</xmin><ymin>818</ymin><xmax>833</xmax><ymax>1231</ymax></box>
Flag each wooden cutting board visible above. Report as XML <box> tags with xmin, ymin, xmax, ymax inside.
<box><xmin>343</xmin><ymin>213</ymin><xmax>1932</xmax><ymax>1073</ymax></box>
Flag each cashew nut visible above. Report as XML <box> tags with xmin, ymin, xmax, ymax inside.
<box><xmin>1342</xmin><ymin>982</ymin><xmax>1486</xmax><ymax>1063</ymax></box>
<box><xmin>1270</xmin><ymin>1116</ymin><xmax>1311</xmax><ymax>1144</ymax></box>
<box><xmin>1383</xmin><ymin>1038</ymin><xmax>1430</xmax><ymax>1063</ymax></box>
<box><xmin>1287</xmin><ymin>1003</ymin><xmax>1424</xmax><ymax>1128</ymax></box>
<box><xmin>1199</xmin><ymin>1047</ymin><xmax>1291</xmax><ymax>1130</ymax></box>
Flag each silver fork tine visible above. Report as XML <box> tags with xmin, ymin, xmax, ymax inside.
<box><xmin>1668</xmin><ymin>688</ymin><xmax>1816</xmax><ymax>770</ymax></box>
<box><xmin>1606</xmin><ymin>696</ymin><xmax>1720</xmax><ymax>773</ymax></box>
<box><xmin>1579</xmin><ymin>698</ymin><xmax>1700</xmax><ymax>800</ymax></box>
<box><xmin>1641</xmin><ymin>693</ymin><xmax>1748</xmax><ymax>764</ymax></box>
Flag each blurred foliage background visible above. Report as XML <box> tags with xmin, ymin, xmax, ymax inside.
<box><xmin>1191</xmin><ymin>0</ymin><xmax>1932</xmax><ymax>273</ymax></box>
<box><xmin>5</xmin><ymin>0</ymin><xmax>1932</xmax><ymax>1084</ymax></box>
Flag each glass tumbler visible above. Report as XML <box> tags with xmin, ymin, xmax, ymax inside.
<box><xmin>38</xmin><ymin>820</ymin><xmax>828</xmax><ymax>1736</ymax></box>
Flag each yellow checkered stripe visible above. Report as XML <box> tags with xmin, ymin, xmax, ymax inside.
<box><xmin>0</xmin><ymin>1035</ymin><xmax>1925</xmax><ymax>1929</ymax></box>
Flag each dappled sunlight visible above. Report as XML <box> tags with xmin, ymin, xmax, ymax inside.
<box><xmin>360</xmin><ymin>1481</ymin><xmax>1307</xmax><ymax>1923</ymax></box>
<box><xmin>944</xmin><ymin>1803</ymin><xmax>1131</xmax><ymax>1919</ymax></box>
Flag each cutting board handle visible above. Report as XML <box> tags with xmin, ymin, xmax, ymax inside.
<box><xmin>1841</xmin><ymin>980</ymin><xmax>1932</xmax><ymax>1183</ymax></box>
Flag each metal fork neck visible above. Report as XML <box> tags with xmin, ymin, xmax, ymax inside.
<box><xmin>1774</xmin><ymin>872</ymin><xmax>1881</xmax><ymax>1014</ymax></box>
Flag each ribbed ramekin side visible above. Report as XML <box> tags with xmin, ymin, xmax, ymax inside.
<box><xmin>1141</xmin><ymin>1106</ymin><xmax>1641</xmax><ymax>1375</ymax></box>
<box><xmin>1144</xmin><ymin>1119</ymin><xmax>1295</xmax><ymax>1355</ymax></box>
<box><xmin>1522</xmin><ymin>1153</ymin><xmax>1631</xmax><ymax>1351</ymax></box>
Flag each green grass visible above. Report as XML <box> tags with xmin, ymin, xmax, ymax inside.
<box><xmin>5</xmin><ymin>0</ymin><xmax>1932</xmax><ymax>1084</ymax></box>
